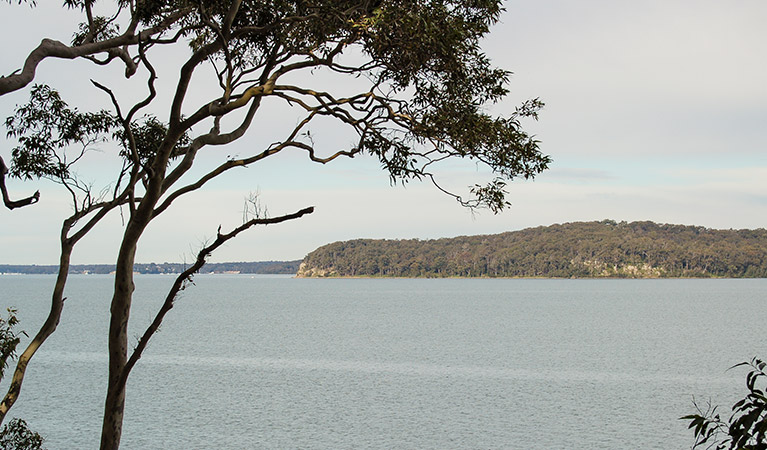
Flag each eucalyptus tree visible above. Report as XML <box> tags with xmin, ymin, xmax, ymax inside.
<box><xmin>1</xmin><ymin>1</ymin><xmax>549</xmax><ymax>448</ymax></box>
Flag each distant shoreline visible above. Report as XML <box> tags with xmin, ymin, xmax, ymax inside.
<box><xmin>1</xmin><ymin>272</ymin><xmax>756</xmax><ymax>280</ymax></box>
<box><xmin>0</xmin><ymin>261</ymin><xmax>301</xmax><ymax>275</ymax></box>
<box><xmin>294</xmin><ymin>273</ymin><xmax>766</xmax><ymax>280</ymax></box>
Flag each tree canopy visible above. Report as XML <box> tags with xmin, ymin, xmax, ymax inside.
<box><xmin>4</xmin><ymin>0</ymin><xmax>548</xmax><ymax>212</ymax></box>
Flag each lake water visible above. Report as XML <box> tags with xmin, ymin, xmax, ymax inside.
<box><xmin>0</xmin><ymin>275</ymin><xmax>764</xmax><ymax>449</ymax></box>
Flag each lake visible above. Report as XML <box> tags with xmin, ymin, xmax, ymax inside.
<box><xmin>1</xmin><ymin>275</ymin><xmax>764</xmax><ymax>449</ymax></box>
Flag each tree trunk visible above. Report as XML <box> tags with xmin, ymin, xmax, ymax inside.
<box><xmin>99</xmin><ymin>256</ymin><xmax>133</xmax><ymax>450</ymax></box>
<box><xmin>99</xmin><ymin>210</ymin><xmax>151</xmax><ymax>450</ymax></box>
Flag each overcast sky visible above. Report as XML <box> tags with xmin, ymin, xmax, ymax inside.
<box><xmin>1</xmin><ymin>1</ymin><xmax>765</xmax><ymax>265</ymax></box>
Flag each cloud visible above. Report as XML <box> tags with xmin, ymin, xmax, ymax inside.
<box><xmin>492</xmin><ymin>0</ymin><xmax>767</xmax><ymax>161</ymax></box>
<box><xmin>540</xmin><ymin>168</ymin><xmax>616</xmax><ymax>183</ymax></box>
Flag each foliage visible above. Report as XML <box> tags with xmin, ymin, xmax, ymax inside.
<box><xmin>113</xmin><ymin>116</ymin><xmax>183</xmax><ymax>165</ymax></box>
<box><xmin>5</xmin><ymin>85</ymin><xmax>189</xmax><ymax>180</ymax></box>
<box><xmin>298</xmin><ymin>220</ymin><xmax>767</xmax><ymax>278</ymax></box>
<box><xmin>682</xmin><ymin>357</ymin><xmax>767</xmax><ymax>450</ymax></box>
<box><xmin>0</xmin><ymin>419</ymin><xmax>45</xmax><ymax>450</ymax></box>
<box><xmin>5</xmin><ymin>85</ymin><xmax>115</xmax><ymax>181</ymax></box>
<box><xmin>0</xmin><ymin>309</ymin><xmax>24</xmax><ymax>381</ymax></box>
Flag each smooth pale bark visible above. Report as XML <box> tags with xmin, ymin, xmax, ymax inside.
<box><xmin>99</xmin><ymin>198</ymin><xmax>156</xmax><ymax>450</ymax></box>
<box><xmin>0</xmin><ymin>9</ymin><xmax>191</xmax><ymax>96</ymax></box>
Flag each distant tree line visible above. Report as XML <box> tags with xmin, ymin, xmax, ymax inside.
<box><xmin>0</xmin><ymin>261</ymin><xmax>301</xmax><ymax>275</ymax></box>
<box><xmin>297</xmin><ymin>221</ymin><xmax>767</xmax><ymax>278</ymax></box>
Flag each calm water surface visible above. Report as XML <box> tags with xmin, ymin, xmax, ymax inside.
<box><xmin>1</xmin><ymin>275</ymin><xmax>765</xmax><ymax>449</ymax></box>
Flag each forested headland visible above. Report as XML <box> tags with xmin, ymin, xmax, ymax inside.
<box><xmin>297</xmin><ymin>221</ymin><xmax>767</xmax><ymax>278</ymax></box>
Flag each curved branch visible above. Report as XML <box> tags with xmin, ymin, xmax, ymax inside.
<box><xmin>0</xmin><ymin>8</ymin><xmax>192</xmax><ymax>96</ymax></box>
<box><xmin>169</xmin><ymin>38</ymin><xmax>226</xmax><ymax>126</ymax></box>
<box><xmin>125</xmin><ymin>39</ymin><xmax>158</xmax><ymax>123</ymax></box>
<box><xmin>0</xmin><ymin>238</ymin><xmax>72</xmax><ymax>425</ymax></box>
<box><xmin>0</xmin><ymin>156</ymin><xmax>39</xmax><ymax>210</ymax></box>
<box><xmin>162</xmin><ymin>95</ymin><xmax>265</xmax><ymax>194</ymax></box>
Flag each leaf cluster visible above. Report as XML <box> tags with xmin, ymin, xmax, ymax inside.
<box><xmin>5</xmin><ymin>85</ymin><xmax>115</xmax><ymax>181</ymax></box>
<box><xmin>113</xmin><ymin>115</ymin><xmax>189</xmax><ymax>165</ymax></box>
<box><xmin>6</xmin><ymin>85</ymin><xmax>187</xmax><ymax>182</ymax></box>
<box><xmin>0</xmin><ymin>309</ymin><xmax>24</xmax><ymax>381</ymax></box>
<box><xmin>71</xmin><ymin>15</ymin><xmax>121</xmax><ymax>46</ymax></box>
<box><xmin>0</xmin><ymin>419</ymin><xmax>45</xmax><ymax>450</ymax></box>
<box><xmin>186</xmin><ymin>1</ymin><xmax>367</xmax><ymax>67</ymax></box>
<box><xmin>353</xmin><ymin>1</ymin><xmax>549</xmax><ymax>210</ymax></box>
<box><xmin>683</xmin><ymin>358</ymin><xmax>767</xmax><ymax>450</ymax></box>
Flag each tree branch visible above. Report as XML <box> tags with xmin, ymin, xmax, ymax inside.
<box><xmin>0</xmin><ymin>8</ymin><xmax>192</xmax><ymax>96</ymax></box>
<box><xmin>0</xmin><ymin>156</ymin><xmax>39</xmax><ymax>210</ymax></box>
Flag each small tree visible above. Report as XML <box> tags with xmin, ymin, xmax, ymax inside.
<box><xmin>1</xmin><ymin>1</ymin><xmax>550</xmax><ymax>448</ymax></box>
<box><xmin>683</xmin><ymin>357</ymin><xmax>767</xmax><ymax>450</ymax></box>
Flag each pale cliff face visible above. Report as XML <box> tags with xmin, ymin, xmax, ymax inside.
<box><xmin>578</xmin><ymin>260</ymin><xmax>666</xmax><ymax>278</ymax></box>
<box><xmin>295</xmin><ymin>261</ymin><xmax>337</xmax><ymax>278</ymax></box>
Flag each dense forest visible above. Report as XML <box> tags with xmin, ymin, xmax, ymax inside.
<box><xmin>297</xmin><ymin>221</ymin><xmax>767</xmax><ymax>278</ymax></box>
<box><xmin>0</xmin><ymin>261</ymin><xmax>301</xmax><ymax>275</ymax></box>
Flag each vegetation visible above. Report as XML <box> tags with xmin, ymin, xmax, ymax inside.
<box><xmin>0</xmin><ymin>261</ymin><xmax>301</xmax><ymax>275</ymax></box>
<box><xmin>1</xmin><ymin>1</ymin><xmax>548</xmax><ymax>448</ymax></box>
<box><xmin>682</xmin><ymin>357</ymin><xmax>767</xmax><ymax>450</ymax></box>
<box><xmin>297</xmin><ymin>220</ymin><xmax>767</xmax><ymax>278</ymax></box>
<box><xmin>0</xmin><ymin>419</ymin><xmax>45</xmax><ymax>450</ymax></box>
<box><xmin>0</xmin><ymin>310</ymin><xmax>23</xmax><ymax>382</ymax></box>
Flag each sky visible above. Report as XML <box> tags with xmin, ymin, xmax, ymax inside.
<box><xmin>1</xmin><ymin>0</ymin><xmax>766</xmax><ymax>265</ymax></box>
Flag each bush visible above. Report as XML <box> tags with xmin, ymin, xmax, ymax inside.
<box><xmin>0</xmin><ymin>419</ymin><xmax>45</xmax><ymax>450</ymax></box>
<box><xmin>682</xmin><ymin>357</ymin><xmax>767</xmax><ymax>449</ymax></box>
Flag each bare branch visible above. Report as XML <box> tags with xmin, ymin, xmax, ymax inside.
<box><xmin>125</xmin><ymin>39</ymin><xmax>158</xmax><ymax>124</ymax></box>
